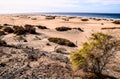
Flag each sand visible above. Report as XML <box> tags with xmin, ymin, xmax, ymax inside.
<box><xmin>0</xmin><ymin>14</ymin><xmax>120</xmax><ymax>78</ymax></box>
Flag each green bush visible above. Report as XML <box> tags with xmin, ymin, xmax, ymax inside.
<box><xmin>70</xmin><ymin>32</ymin><xmax>119</xmax><ymax>79</ymax></box>
<box><xmin>81</xmin><ymin>19</ymin><xmax>89</xmax><ymax>21</ymax></box>
<box><xmin>113</xmin><ymin>20</ymin><xmax>120</xmax><ymax>24</ymax></box>
<box><xmin>0</xmin><ymin>31</ymin><xmax>5</xmax><ymax>36</ymax></box>
<box><xmin>55</xmin><ymin>26</ymin><xmax>72</xmax><ymax>31</ymax></box>
<box><xmin>3</xmin><ymin>27</ymin><xmax>14</xmax><ymax>33</ymax></box>
<box><xmin>48</xmin><ymin>37</ymin><xmax>76</xmax><ymax>47</ymax></box>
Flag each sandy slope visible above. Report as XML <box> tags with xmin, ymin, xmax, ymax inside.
<box><xmin>0</xmin><ymin>14</ymin><xmax>120</xmax><ymax>78</ymax></box>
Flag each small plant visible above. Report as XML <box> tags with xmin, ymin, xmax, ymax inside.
<box><xmin>37</xmin><ymin>25</ymin><xmax>48</xmax><ymax>29</ymax></box>
<box><xmin>0</xmin><ymin>31</ymin><xmax>5</xmax><ymax>36</ymax></box>
<box><xmin>48</xmin><ymin>37</ymin><xmax>76</xmax><ymax>47</ymax></box>
<box><xmin>113</xmin><ymin>20</ymin><xmax>120</xmax><ymax>24</ymax></box>
<box><xmin>73</xmin><ymin>28</ymin><xmax>84</xmax><ymax>32</ymax></box>
<box><xmin>31</xmin><ymin>18</ymin><xmax>37</xmax><ymax>20</ymax></box>
<box><xmin>14</xmin><ymin>26</ymin><xmax>26</xmax><ymax>35</ymax></box>
<box><xmin>3</xmin><ymin>27</ymin><xmax>14</xmax><ymax>33</ymax></box>
<box><xmin>45</xmin><ymin>16</ymin><xmax>56</xmax><ymax>20</ymax></box>
<box><xmin>55</xmin><ymin>26</ymin><xmax>72</xmax><ymax>31</ymax></box>
<box><xmin>24</xmin><ymin>24</ymin><xmax>36</xmax><ymax>34</ymax></box>
<box><xmin>101</xmin><ymin>27</ymin><xmax>120</xmax><ymax>30</ymax></box>
<box><xmin>3</xmin><ymin>23</ymin><xmax>11</xmax><ymax>26</ymax></box>
<box><xmin>55</xmin><ymin>47</ymin><xmax>68</xmax><ymax>54</ymax></box>
<box><xmin>81</xmin><ymin>19</ymin><xmax>89</xmax><ymax>21</ymax></box>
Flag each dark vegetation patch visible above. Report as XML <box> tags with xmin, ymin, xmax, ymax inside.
<box><xmin>45</xmin><ymin>16</ymin><xmax>56</xmax><ymax>20</ymax></box>
<box><xmin>55</xmin><ymin>26</ymin><xmax>84</xmax><ymax>32</ymax></box>
<box><xmin>48</xmin><ymin>37</ymin><xmax>76</xmax><ymax>47</ymax></box>
<box><xmin>101</xmin><ymin>27</ymin><xmax>120</xmax><ymax>30</ymax></box>
<box><xmin>113</xmin><ymin>20</ymin><xmax>120</xmax><ymax>24</ymax></box>
<box><xmin>24</xmin><ymin>24</ymin><xmax>36</xmax><ymax>34</ymax></box>
<box><xmin>12</xmin><ymin>25</ymin><xmax>37</xmax><ymax>35</ymax></box>
<box><xmin>55</xmin><ymin>26</ymin><xmax>72</xmax><ymax>31</ymax></box>
<box><xmin>36</xmin><ymin>25</ymin><xmax>48</xmax><ymax>29</ymax></box>
<box><xmin>73</xmin><ymin>28</ymin><xmax>84</xmax><ymax>32</ymax></box>
<box><xmin>81</xmin><ymin>19</ymin><xmax>89</xmax><ymax>21</ymax></box>
<box><xmin>3</xmin><ymin>24</ymin><xmax>11</xmax><ymax>26</ymax></box>
<box><xmin>3</xmin><ymin>27</ymin><xmax>14</xmax><ymax>33</ymax></box>
<box><xmin>0</xmin><ymin>31</ymin><xmax>5</xmax><ymax>36</ymax></box>
<box><xmin>13</xmin><ymin>26</ymin><xmax>26</xmax><ymax>35</ymax></box>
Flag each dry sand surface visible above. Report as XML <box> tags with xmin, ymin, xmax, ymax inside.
<box><xmin>0</xmin><ymin>14</ymin><xmax>120</xmax><ymax>79</ymax></box>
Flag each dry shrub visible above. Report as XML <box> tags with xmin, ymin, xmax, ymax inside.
<box><xmin>73</xmin><ymin>28</ymin><xmax>84</xmax><ymax>32</ymax></box>
<box><xmin>37</xmin><ymin>25</ymin><xmax>48</xmax><ymax>29</ymax></box>
<box><xmin>14</xmin><ymin>26</ymin><xmax>26</xmax><ymax>35</ymax></box>
<box><xmin>45</xmin><ymin>16</ymin><xmax>56</xmax><ymax>20</ymax></box>
<box><xmin>3</xmin><ymin>27</ymin><xmax>14</xmax><ymax>33</ymax></box>
<box><xmin>101</xmin><ymin>27</ymin><xmax>120</xmax><ymax>30</ymax></box>
<box><xmin>0</xmin><ymin>31</ymin><xmax>5</xmax><ymax>36</ymax></box>
<box><xmin>48</xmin><ymin>37</ymin><xmax>76</xmax><ymax>47</ymax></box>
<box><xmin>3</xmin><ymin>24</ymin><xmax>11</xmax><ymax>26</ymax></box>
<box><xmin>24</xmin><ymin>24</ymin><xmax>36</xmax><ymax>34</ymax></box>
<box><xmin>55</xmin><ymin>26</ymin><xmax>72</xmax><ymax>31</ymax></box>
<box><xmin>81</xmin><ymin>19</ymin><xmax>89</xmax><ymax>21</ymax></box>
<box><xmin>113</xmin><ymin>20</ymin><xmax>120</xmax><ymax>24</ymax></box>
<box><xmin>55</xmin><ymin>47</ymin><xmax>68</xmax><ymax>54</ymax></box>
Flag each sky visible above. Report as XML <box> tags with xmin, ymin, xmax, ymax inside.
<box><xmin>0</xmin><ymin>0</ymin><xmax>120</xmax><ymax>13</ymax></box>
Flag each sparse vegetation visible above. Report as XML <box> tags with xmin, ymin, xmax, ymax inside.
<box><xmin>70</xmin><ymin>32</ymin><xmax>119</xmax><ymax>79</ymax></box>
<box><xmin>55</xmin><ymin>47</ymin><xmax>68</xmax><ymax>54</ymax></box>
<box><xmin>48</xmin><ymin>37</ymin><xmax>76</xmax><ymax>47</ymax></box>
<box><xmin>101</xmin><ymin>27</ymin><xmax>120</xmax><ymax>30</ymax></box>
<box><xmin>81</xmin><ymin>19</ymin><xmax>89</xmax><ymax>21</ymax></box>
<box><xmin>0</xmin><ymin>31</ymin><xmax>5</xmax><ymax>36</ymax></box>
<box><xmin>55</xmin><ymin>26</ymin><xmax>72</xmax><ymax>31</ymax></box>
<box><xmin>24</xmin><ymin>24</ymin><xmax>36</xmax><ymax>34</ymax></box>
<box><xmin>31</xmin><ymin>18</ymin><xmax>37</xmax><ymax>20</ymax></box>
<box><xmin>3</xmin><ymin>27</ymin><xmax>14</xmax><ymax>33</ymax></box>
<box><xmin>3</xmin><ymin>23</ymin><xmax>11</xmax><ymax>26</ymax></box>
<box><xmin>113</xmin><ymin>20</ymin><xmax>120</xmax><ymax>24</ymax></box>
<box><xmin>14</xmin><ymin>26</ymin><xmax>26</xmax><ymax>35</ymax></box>
<box><xmin>45</xmin><ymin>16</ymin><xmax>56</xmax><ymax>20</ymax></box>
<box><xmin>73</xmin><ymin>28</ymin><xmax>84</xmax><ymax>32</ymax></box>
<box><xmin>37</xmin><ymin>25</ymin><xmax>48</xmax><ymax>29</ymax></box>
